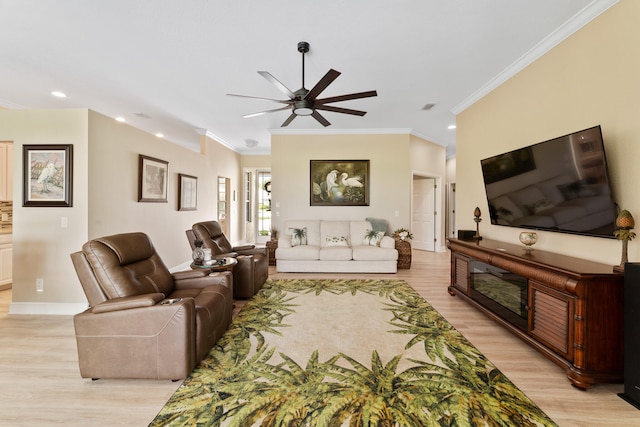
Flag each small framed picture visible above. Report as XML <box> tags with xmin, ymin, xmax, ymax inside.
<box><xmin>23</xmin><ymin>144</ymin><xmax>73</xmax><ymax>207</ymax></box>
<box><xmin>178</xmin><ymin>173</ymin><xmax>197</xmax><ymax>211</ymax></box>
<box><xmin>138</xmin><ymin>154</ymin><xmax>168</xmax><ymax>202</ymax></box>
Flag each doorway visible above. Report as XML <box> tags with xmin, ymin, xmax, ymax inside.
<box><xmin>412</xmin><ymin>176</ymin><xmax>436</xmax><ymax>251</ymax></box>
<box><xmin>256</xmin><ymin>170</ymin><xmax>271</xmax><ymax>244</ymax></box>
<box><xmin>447</xmin><ymin>182</ymin><xmax>456</xmax><ymax>238</ymax></box>
<box><xmin>217</xmin><ymin>176</ymin><xmax>230</xmax><ymax>236</ymax></box>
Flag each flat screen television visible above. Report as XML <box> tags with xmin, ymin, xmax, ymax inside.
<box><xmin>480</xmin><ymin>125</ymin><xmax>618</xmax><ymax>238</ymax></box>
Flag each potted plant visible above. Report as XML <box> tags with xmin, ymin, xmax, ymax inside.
<box><xmin>393</xmin><ymin>228</ymin><xmax>413</xmax><ymax>241</ymax></box>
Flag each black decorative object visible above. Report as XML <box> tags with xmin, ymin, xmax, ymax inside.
<box><xmin>473</xmin><ymin>207</ymin><xmax>483</xmax><ymax>240</ymax></box>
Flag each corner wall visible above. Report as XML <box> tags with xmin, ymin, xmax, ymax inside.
<box><xmin>0</xmin><ymin>109</ymin><xmax>243</xmax><ymax>314</ymax></box>
<box><xmin>456</xmin><ymin>0</ymin><xmax>640</xmax><ymax>265</ymax></box>
<box><xmin>270</xmin><ymin>132</ymin><xmax>446</xmax><ymax>241</ymax></box>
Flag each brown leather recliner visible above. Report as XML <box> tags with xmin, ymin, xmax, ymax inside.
<box><xmin>71</xmin><ymin>232</ymin><xmax>233</xmax><ymax>380</ymax></box>
<box><xmin>191</xmin><ymin>221</ymin><xmax>268</xmax><ymax>299</ymax></box>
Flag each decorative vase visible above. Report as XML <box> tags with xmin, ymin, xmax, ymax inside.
<box><xmin>519</xmin><ymin>232</ymin><xmax>538</xmax><ymax>251</ymax></box>
<box><xmin>192</xmin><ymin>240</ymin><xmax>205</xmax><ymax>265</ymax></box>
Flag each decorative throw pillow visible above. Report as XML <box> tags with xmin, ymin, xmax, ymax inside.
<box><xmin>362</xmin><ymin>229</ymin><xmax>385</xmax><ymax>246</ymax></box>
<box><xmin>365</xmin><ymin>217</ymin><xmax>389</xmax><ymax>235</ymax></box>
<box><xmin>325</xmin><ymin>235</ymin><xmax>349</xmax><ymax>247</ymax></box>
<box><xmin>289</xmin><ymin>227</ymin><xmax>307</xmax><ymax>247</ymax></box>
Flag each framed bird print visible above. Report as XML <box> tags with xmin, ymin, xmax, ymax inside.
<box><xmin>23</xmin><ymin>144</ymin><xmax>73</xmax><ymax>207</ymax></box>
<box><xmin>310</xmin><ymin>160</ymin><xmax>369</xmax><ymax>206</ymax></box>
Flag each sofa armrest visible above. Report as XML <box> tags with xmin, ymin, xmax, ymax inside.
<box><xmin>91</xmin><ymin>293</ymin><xmax>166</xmax><ymax>314</ymax></box>
<box><xmin>278</xmin><ymin>236</ymin><xmax>292</xmax><ymax>248</ymax></box>
<box><xmin>380</xmin><ymin>236</ymin><xmax>396</xmax><ymax>249</ymax></box>
<box><xmin>173</xmin><ymin>270</ymin><xmax>232</xmax><ymax>290</ymax></box>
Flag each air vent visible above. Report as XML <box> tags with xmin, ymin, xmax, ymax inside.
<box><xmin>421</xmin><ymin>103</ymin><xmax>437</xmax><ymax>111</ymax></box>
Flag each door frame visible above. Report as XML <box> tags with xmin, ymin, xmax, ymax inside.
<box><xmin>410</xmin><ymin>171</ymin><xmax>444</xmax><ymax>252</ymax></box>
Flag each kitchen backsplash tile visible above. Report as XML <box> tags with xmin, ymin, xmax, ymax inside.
<box><xmin>0</xmin><ymin>201</ymin><xmax>13</xmax><ymax>225</ymax></box>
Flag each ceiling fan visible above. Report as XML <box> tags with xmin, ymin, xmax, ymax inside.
<box><xmin>227</xmin><ymin>41</ymin><xmax>377</xmax><ymax>127</ymax></box>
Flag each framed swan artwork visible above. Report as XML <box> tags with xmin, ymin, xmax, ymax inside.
<box><xmin>310</xmin><ymin>160</ymin><xmax>369</xmax><ymax>206</ymax></box>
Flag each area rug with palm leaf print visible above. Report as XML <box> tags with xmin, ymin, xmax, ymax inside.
<box><xmin>150</xmin><ymin>279</ymin><xmax>557</xmax><ymax>427</ymax></box>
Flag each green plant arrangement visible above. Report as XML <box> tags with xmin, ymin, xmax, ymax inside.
<box><xmin>269</xmin><ymin>226</ymin><xmax>279</xmax><ymax>240</ymax></box>
<box><xmin>393</xmin><ymin>228</ymin><xmax>413</xmax><ymax>240</ymax></box>
<box><xmin>614</xmin><ymin>209</ymin><xmax>636</xmax><ymax>272</ymax></box>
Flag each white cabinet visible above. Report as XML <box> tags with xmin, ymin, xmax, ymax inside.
<box><xmin>0</xmin><ymin>142</ymin><xmax>14</xmax><ymax>201</ymax></box>
<box><xmin>0</xmin><ymin>235</ymin><xmax>11</xmax><ymax>289</ymax></box>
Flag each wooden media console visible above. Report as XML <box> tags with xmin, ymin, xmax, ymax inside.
<box><xmin>447</xmin><ymin>237</ymin><xmax>623</xmax><ymax>389</ymax></box>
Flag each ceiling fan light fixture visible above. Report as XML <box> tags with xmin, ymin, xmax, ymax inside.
<box><xmin>293</xmin><ymin>100</ymin><xmax>314</xmax><ymax>116</ymax></box>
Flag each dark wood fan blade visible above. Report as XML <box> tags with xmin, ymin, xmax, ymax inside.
<box><xmin>315</xmin><ymin>90</ymin><xmax>378</xmax><ymax>105</ymax></box>
<box><xmin>315</xmin><ymin>105</ymin><xmax>367</xmax><ymax>116</ymax></box>
<box><xmin>227</xmin><ymin>93</ymin><xmax>292</xmax><ymax>104</ymax></box>
<box><xmin>281</xmin><ymin>113</ymin><xmax>297</xmax><ymax>127</ymax></box>
<box><xmin>243</xmin><ymin>105</ymin><xmax>292</xmax><ymax>118</ymax></box>
<box><xmin>311</xmin><ymin>111</ymin><xmax>331</xmax><ymax>127</ymax></box>
<box><xmin>305</xmin><ymin>69</ymin><xmax>341</xmax><ymax>101</ymax></box>
<box><xmin>258</xmin><ymin>71</ymin><xmax>296</xmax><ymax>99</ymax></box>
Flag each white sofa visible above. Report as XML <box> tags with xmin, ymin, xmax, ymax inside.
<box><xmin>276</xmin><ymin>220</ymin><xmax>398</xmax><ymax>273</ymax></box>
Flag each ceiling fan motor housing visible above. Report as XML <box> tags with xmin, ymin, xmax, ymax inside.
<box><xmin>297</xmin><ymin>41</ymin><xmax>310</xmax><ymax>53</ymax></box>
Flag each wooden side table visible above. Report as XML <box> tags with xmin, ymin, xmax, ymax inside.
<box><xmin>395</xmin><ymin>239</ymin><xmax>412</xmax><ymax>269</ymax></box>
<box><xmin>265</xmin><ymin>239</ymin><xmax>278</xmax><ymax>266</ymax></box>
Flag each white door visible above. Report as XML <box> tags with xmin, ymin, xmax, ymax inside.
<box><xmin>412</xmin><ymin>177</ymin><xmax>435</xmax><ymax>251</ymax></box>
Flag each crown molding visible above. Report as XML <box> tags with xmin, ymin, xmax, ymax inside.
<box><xmin>202</xmin><ymin>129</ymin><xmax>241</xmax><ymax>154</ymax></box>
<box><xmin>268</xmin><ymin>127</ymin><xmax>414</xmax><ymax>136</ymax></box>
<box><xmin>452</xmin><ymin>0</ymin><xmax>619</xmax><ymax>115</ymax></box>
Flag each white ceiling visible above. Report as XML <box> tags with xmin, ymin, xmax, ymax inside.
<box><xmin>0</xmin><ymin>0</ymin><xmax>617</xmax><ymax>157</ymax></box>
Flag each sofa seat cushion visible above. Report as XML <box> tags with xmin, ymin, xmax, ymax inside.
<box><xmin>352</xmin><ymin>245</ymin><xmax>398</xmax><ymax>261</ymax></box>
<box><xmin>319</xmin><ymin>246</ymin><xmax>353</xmax><ymax>261</ymax></box>
<box><xmin>276</xmin><ymin>245</ymin><xmax>320</xmax><ymax>260</ymax></box>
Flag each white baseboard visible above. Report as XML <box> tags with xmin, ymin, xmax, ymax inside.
<box><xmin>9</xmin><ymin>302</ymin><xmax>88</xmax><ymax>316</ymax></box>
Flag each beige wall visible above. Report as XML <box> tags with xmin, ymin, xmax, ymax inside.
<box><xmin>456</xmin><ymin>0</ymin><xmax>639</xmax><ymax>265</ymax></box>
<box><xmin>270</xmin><ymin>132</ymin><xmax>446</xmax><ymax>244</ymax></box>
<box><xmin>0</xmin><ymin>109</ymin><xmax>90</xmax><ymax>312</ymax></box>
<box><xmin>0</xmin><ymin>109</ymin><xmax>243</xmax><ymax>313</ymax></box>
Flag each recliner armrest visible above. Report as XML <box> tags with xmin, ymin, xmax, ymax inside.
<box><xmin>214</xmin><ymin>251</ymin><xmax>238</xmax><ymax>258</ymax></box>
<box><xmin>235</xmin><ymin>246</ymin><xmax>267</xmax><ymax>256</ymax></box>
<box><xmin>91</xmin><ymin>293</ymin><xmax>166</xmax><ymax>314</ymax></box>
<box><xmin>232</xmin><ymin>244</ymin><xmax>255</xmax><ymax>251</ymax></box>
<box><xmin>172</xmin><ymin>269</ymin><xmax>211</xmax><ymax>281</ymax></box>
<box><xmin>173</xmin><ymin>270</ymin><xmax>232</xmax><ymax>290</ymax></box>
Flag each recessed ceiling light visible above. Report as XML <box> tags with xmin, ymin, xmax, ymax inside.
<box><xmin>115</xmin><ymin>116</ymin><xmax>126</xmax><ymax>123</ymax></box>
<box><xmin>155</xmin><ymin>133</ymin><xmax>164</xmax><ymax>138</ymax></box>
<box><xmin>51</xmin><ymin>91</ymin><xmax>67</xmax><ymax>98</ymax></box>
<box><xmin>448</xmin><ymin>125</ymin><xmax>456</xmax><ymax>130</ymax></box>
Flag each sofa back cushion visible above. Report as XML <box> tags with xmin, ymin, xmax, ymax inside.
<box><xmin>321</xmin><ymin>221</ymin><xmax>350</xmax><ymax>247</ymax></box>
<box><xmin>82</xmin><ymin>232</ymin><xmax>175</xmax><ymax>300</ymax></box>
<box><xmin>281</xmin><ymin>220</ymin><xmax>321</xmax><ymax>247</ymax></box>
<box><xmin>350</xmin><ymin>221</ymin><xmax>374</xmax><ymax>246</ymax></box>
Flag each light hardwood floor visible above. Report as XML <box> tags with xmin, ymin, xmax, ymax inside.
<box><xmin>0</xmin><ymin>250</ymin><xmax>638</xmax><ymax>426</ymax></box>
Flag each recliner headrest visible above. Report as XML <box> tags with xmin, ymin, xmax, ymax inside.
<box><xmin>90</xmin><ymin>232</ymin><xmax>155</xmax><ymax>265</ymax></box>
